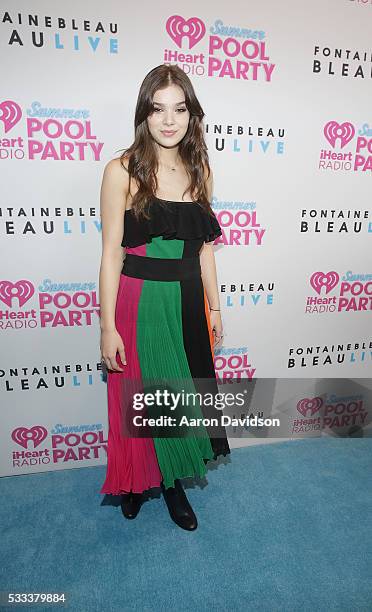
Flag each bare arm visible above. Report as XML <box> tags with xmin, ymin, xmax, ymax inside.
<box><xmin>97</xmin><ymin>158</ymin><xmax>132</xmax><ymax>372</ymax></box>
<box><xmin>99</xmin><ymin>158</ymin><xmax>128</xmax><ymax>332</ymax></box>
<box><xmin>199</xmin><ymin>167</ymin><xmax>220</xmax><ymax>310</ymax></box>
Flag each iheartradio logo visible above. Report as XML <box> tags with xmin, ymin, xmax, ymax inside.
<box><xmin>323</xmin><ymin>121</ymin><xmax>355</xmax><ymax>149</ymax></box>
<box><xmin>0</xmin><ymin>279</ymin><xmax>35</xmax><ymax>307</ymax></box>
<box><xmin>310</xmin><ymin>271</ymin><xmax>339</xmax><ymax>295</ymax></box>
<box><xmin>0</xmin><ymin>100</ymin><xmax>22</xmax><ymax>133</ymax></box>
<box><xmin>319</xmin><ymin>119</ymin><xmax>370</xmax><ymax>173</ymax></box>
<box><xmin>166</xmin><ymin>15</ymin><xmax>206</xmax><ymax>49</ymax></box>
<box><xmin>297</xmin><ymin>397</ymin><xmax>323</xmax><ymax>417</ymax></box>
<box><xmin>12</xmin><ymin>426</ymin><xmax>48</xmax><ymax>449</ymax></box>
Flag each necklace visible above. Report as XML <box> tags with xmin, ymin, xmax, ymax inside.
<box><xmin>159</xmin><ymin>156</ymin><xmax>180</xmax><ymax>172</ymax></box>
<box><xmin>161</xmin><ymin>164</ymin><xmax>178</xmax><ymax>171</ymax></box>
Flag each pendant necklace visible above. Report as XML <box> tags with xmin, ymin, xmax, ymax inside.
<box><xmin>160</xmin><ymin>156</ymin><xmax>180</xmax><ymax>172</ymax></box>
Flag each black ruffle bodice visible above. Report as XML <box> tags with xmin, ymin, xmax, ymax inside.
<box><xmin>121</xmin><ymin>198</ymin><xmax>222</xmax><ymax>248</ymax></box>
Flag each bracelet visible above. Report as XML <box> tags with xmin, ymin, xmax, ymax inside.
<box><xmin>210</xmin><ymin>308</ymin><xmax>220</xmax><ymax>311</ymax></box>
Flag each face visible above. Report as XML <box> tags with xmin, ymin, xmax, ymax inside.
<box><xmin>147</xmin><ymin>84</ymin><xmax>190</xmax><ymax>149</ymax></box>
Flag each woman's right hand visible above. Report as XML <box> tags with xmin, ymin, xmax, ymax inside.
<box><xmin>100</xmin><ymin>328</ymin><xmax>127</xmax><ymax>372</ymax></box>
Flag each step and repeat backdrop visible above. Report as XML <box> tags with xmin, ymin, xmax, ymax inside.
<box><xmin>1</xmin><ymin>0</ymin><xmax>371</xmax><ymax>479</ymax></box>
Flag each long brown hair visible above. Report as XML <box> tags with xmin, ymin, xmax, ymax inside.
<box><xmin>116</xmin><ymin>64</ymin><xmax>214</xmax><ymax>221</ymax></box>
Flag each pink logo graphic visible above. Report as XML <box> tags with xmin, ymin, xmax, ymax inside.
<box><xmin>0</xmin><ymin>280</ymin><xmax>35</xmax><ymax>307</ymax></box>
<box><xmin>324</xmin><ymin>121</ymin><xmax>355</xmax><ymax>149</ymax></box>
<box><xmin>166</xmin><ymin>15</ymin><xmax>206</xmax><ymax>49</ymax></box>
<box><xmin>12</xmin><ymin>426</ymin><xmax>48</xmax><ymax>449</ymax></box>
<box><xmin>0</xmin><ymin>100</ymin><xmax>22</xmax><ymax>133</ymax></box>
<box><xmin>310</xmin><ymin>271</ymin><xmax>339</xmax><ymax>295</ymax></box>
<box><xmin>297</xmin><ymin>397</ymin><xmax>323</xmax><ymax>417</ymax></box>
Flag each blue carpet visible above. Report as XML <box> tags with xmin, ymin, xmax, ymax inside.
<box><xmin>0</xmin><ymin>437</ymin><xmax>371</xmax><ymax>612</ymax></box>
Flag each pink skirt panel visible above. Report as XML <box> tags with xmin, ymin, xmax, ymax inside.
<box><xmin>100</xmin><ymin>254</ymin><xmax>162</xmax><ymax>495</ymax></box>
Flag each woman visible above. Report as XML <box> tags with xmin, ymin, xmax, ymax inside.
<box><xmin>99</xmin><ymin>64</ymin><xmax>230</xmax><ymax>531</ymax></box>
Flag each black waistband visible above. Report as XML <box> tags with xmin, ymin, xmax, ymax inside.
<box><xmin>121</xmin><ymin>254</ymin><xmax>201</xmax><ymax>281</ymax></box>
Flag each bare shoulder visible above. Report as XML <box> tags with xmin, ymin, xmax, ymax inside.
<box><xmin>100</xmin><ymin>156</ymin><xmax>132</xmax><ymax>218</ymax></box>
<box><xmin>202</xmin><ymin>161</ymin><xmax>212</xmax><ymax>179</ymax></box>
<box><xmin>203</xmin><ymin>162</ymin><xmax>214</xmax><ymax>201</ymax></box>
<box><xmin>103</xmin><ymin>156</ymin><xmax>130</xmax><ymax>189</ymax></box>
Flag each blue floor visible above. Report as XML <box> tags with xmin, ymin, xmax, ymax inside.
<box><xmin>1</xmin><ymin>437</ymin><xmax>371</xmax><ymax>612</ymax></box>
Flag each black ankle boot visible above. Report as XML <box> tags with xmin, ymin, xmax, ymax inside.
<box><xmin>120</xmin><ymin>492</ymin><xmax>143</xmax><ymax>519</ymax></box>
<box><xmin>161</xmin><ymin>479</ymin><xmax>198</xmax><ymax>531</ymax></box>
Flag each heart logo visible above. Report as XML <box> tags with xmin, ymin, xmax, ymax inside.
<box><xmin>166</xmin><ymin>15</ymin><xmax>206</xmax><ymax>49</ymax></box>
<box><xmin>0</xmin><ymin>280</ymin><xmax>35</xmax><ymax>307</ymax></box>
<box><xmin>0</xmin><ymin>100</ymin><xmax>22</xmax><ymax>133</ymax></box>
<box><xmin>12</xmin><ymin>426</ymin><xmax>48</xmax><ymax>449</ymax></box>
<box><xmin>297</xmin><ymin>397</ymin><xmax>323</xmax><ymax>417</ymax></box>
<box><xmin>310</xmin><ymin>271</ymin><xmax>339</xmax><ymax>295</ymax></box>
<box><xmin>324</xmin><ymin>121</ymin><xmax>355</xmax><ymax>149</ymax></box>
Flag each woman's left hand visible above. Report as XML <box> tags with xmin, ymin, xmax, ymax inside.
<box><xmin>210</xmin><ymin>309</ymin><xmax>224</xmax><ymax>346</ymax></box>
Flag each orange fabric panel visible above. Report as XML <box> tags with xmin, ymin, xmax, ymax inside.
<box><xmin>203</xmin><ymin>288</ymin><xmax>215</xmax><ymax>359</ymax></box>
